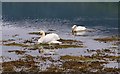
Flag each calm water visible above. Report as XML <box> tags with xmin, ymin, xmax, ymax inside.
<box><xmin>2</xmin><ymin>2</ymin><xmax>118</xmax><ymax>35</ymax></box>
<box><xmin>1</xmin><ymin>2</ymin><xmax>119</xmax><ymax>70</ymax></box>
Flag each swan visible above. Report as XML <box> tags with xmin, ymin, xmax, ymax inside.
<box><xmin>72</xmin><ymin>25</ymin><xmax>86</xmax><ymax>32</ymax></box>
<box><xmin>38</xmin><ymin>30</ymin><xmax>62</xmax><ymax>44</ymax></box>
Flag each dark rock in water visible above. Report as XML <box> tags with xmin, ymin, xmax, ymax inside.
<box><xmin>28</xmin><ymin>26</ymin><xmax>31</xmax><ymax>27</ymax></box>
<box><xmin>48</xmin><ymin>29</ymin><xmax>56</xmax><ymax>31</ymax></box>
<box><xmin>12</xmin><ymin>34</ymin><xmax>19</xmax><ymax>37</ymax></box>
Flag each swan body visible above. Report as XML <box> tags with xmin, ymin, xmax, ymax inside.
<box><xmin>73</xmin><ymin>31</ymin><xmax>86</xmax><ymax>36</ymax></box>
<box><xmin>38</xmin><ymin>30</ymin><xmax>62</xmax><ymax>44</ymax></box>
<box><xmin>72</xmin><ymin>25</ymin><xmax>86</xmax><ymax>32</ymax></box>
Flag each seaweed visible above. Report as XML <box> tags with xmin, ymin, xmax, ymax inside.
<box><xmin>28</xmin><ymin>32</ymin><xmax>50</xmax><ymax>35</ymax></box>
<box><xmin>94</xmin><ymin>36</ymin><xmax>120</xmax><ymax>42</ymax></box>
<box><xmin>8</xmin><ymin>50</ymin><xmax>26</xmax><ymax>55</ymax></box>
<box><xmin>3</xmin><ymin>42</ymin><xmax>29</xmax><ymax>47</ymax></box>
<box><xmin>60</xmin><ymin>55</ymin><xmax>96</xmax><ymax>62</ymax></box>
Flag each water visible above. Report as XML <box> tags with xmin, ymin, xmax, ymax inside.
<box><xmin>1</xmin><ymin>2</ymin><xmax>119</xmax><ymax>72</ymax></box>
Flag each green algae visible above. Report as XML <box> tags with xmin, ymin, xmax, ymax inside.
<box><xmin>23</xmin><ymin>39</ymin><xmax>35</xmax><ymax>44</ymax></box>
<box><xmin>47</xmin><ymin>39</ymin><xmax>84</xmax><ymax>49</ymax></box>
<box><xmin>2</xmin><ymin>54</ymin><xmax>120</xmax><ymax>73</ymax></box>
<box><xmin>103</xmin><ymin>68</ymin><xmax>120</xmax><ymax>72</ymax></box>
<box><xmin>86</xmin><ymin>48</ymin><xmax>116</xmax><ymax>54</ymax></box>
<box><xmin>94</xmin><ymin>36</ymin><xmax>120</xmax><ymax>42</ymax></box>
<box><xmin>12</xmin><ymin>34</ymin><xmax>19</xmax><ymax>38</ymax></box>
<box><xmin>60</xmin><ymin>55</ymin><xmax>97</xmax><ymax>62</ymax></box>
<box><xmin>3</xmin><ymin>38</ymin><xmax>84</xmax><ymax>49</ymax></box>
<box><xmin>48</xmin><ymin>29</ymin><xmax>56</xmax><ymax>31</ymax></box>
<box><xmin>2</xmin><ymin>54</ymin><xmax>53</xmax><ymax>72</ymax></box>
<box><xmin>60</xmin><ymin>54</ymin><xmax>120</xmax><ymax>62</ymax></box>
<box><xmin>86</xmin><ymin>48</ymin><xmax>119</xmax><ymax>61</ymax></box>
<box><xmin>58</xmin><ymin>39</ymin><xmax>83</xmax><ymax>45</ymax></box>
<box><xmin>28</xmin><ymin>32</ymin><xmax>50</xmax><ymax>35</ymax></box>
<box><xmin>26</xmin><ymin>39</ymin><xmax>85</xmax><ymax>49</ymax></box>
<box><xmin>8</xmin><ymin>50</ymin><xmax>26</xmax><ymax>55</ymax></box>
<box><xmin>2</xmin><ymin>60</ymin><xmax>39</xmax><ymax>72</ymax></box>
<box><xmin>46</xmin><ymin>60</ymin><xmax>108</xmax><ymax>73</ymax></box>
<box><xmin>28</xmin><ymin>32</ymin><xmax>84</xmax><ymax>48</ymax></box>
<box><xmin>3</xmin><ymin>42</ymin><xmax>29</xmax><ymax>47</ymax></box>
<box><xmin>61</xmin><ymin>61</ymin><xmax>105</xmax><ymax>72</ymax></box>
<box><xmin>36</xmin><ymin>44</ymin><xmax>84</xmax><ymax>49</ymax></box>
<box><xmin>2</xmin><ymin>33</ymin><xmax>120</xmax><ymax>73</ymax></box>
<box><xmin>28</xmin><ymin>32</ymin><xmax>40</xmax><ymax>35</ymax></box>
<box><xmin>54</xmin><ymin>44</ymin><xmax>84</xmax><ymax>49</ymax></box>
<box><xmin>2</xmin><ymin>39</ymin><xmax>15</xmax><ymax>43</ymax></box>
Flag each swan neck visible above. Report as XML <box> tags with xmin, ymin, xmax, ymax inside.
<box><xmin>72</xmin><ymin>26</ymin><xmax>76</xmax><ymax>32</ymax></box>
<box><xmin>41</xmin><ymin>32</ymin><xmax>45</xmax><ymax>37</ymax></box>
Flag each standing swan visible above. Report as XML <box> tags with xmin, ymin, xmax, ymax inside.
<box><xmin>38</xmin><ymin>30</ymin><xmax>62</xmax><ymax>44</ymax></box>
<box><xmin>72</xmin><ymin>25</ymin><xmax>86</xmax><ymax>32</ymax></box>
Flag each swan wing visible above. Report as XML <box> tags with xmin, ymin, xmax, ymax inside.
<box><xmin>45</xmin><ymin>33</ymin><xmax>60</xmax><ymax>40</ymax></box>
<box><xmin>38</xmin><ymin>38</ymin><xmax>43</xmax><ymax>43</ymax></box>
<box><xmin>51</xmin><ymin>33</ymin><xmax>60</xmax><ymax>40</ymax></box>
<box><xmin>42</xmin><ymin>33</ymin><xmax>60</xmax><ymax>43</ymax></box>
<box><xmin>49</xmin><ymin>41</ymin><xmax>62</xmax><ymax>44</ymax></box>
<box><xmin>76</xmin><ymin>26</ymin><xmax>86</xmax><ymax>31</ymax></box>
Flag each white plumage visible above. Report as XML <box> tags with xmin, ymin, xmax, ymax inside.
<box><xmin>72</xmin><ymin>25</ymin><xmax>86</xmax><ymax>32</ymax></box>
<box><xmin>38</xmin><ymin>30</ymin><xmax>62</xmax><ymax>44</ymax></box>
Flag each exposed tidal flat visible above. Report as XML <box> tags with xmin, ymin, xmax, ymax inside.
<box><xmin>1</xmin><ymin>22</ymin><xmax>119</xmax><ymax>74</ymax></box>
<box><xmin>1</xmin><ymin>2</ymin><xmax>119</xmax><ymax>73</ymax></box>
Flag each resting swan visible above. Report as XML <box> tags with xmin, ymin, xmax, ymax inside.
<box><xmin>38</xmin><ymin>30</ymin><xmax>62</xmax><ymax>44</ymax></box>
<box><xmin>72</xmin><ymin>25</ymin><xmax>86</xmax><ymax>32</ymax></box>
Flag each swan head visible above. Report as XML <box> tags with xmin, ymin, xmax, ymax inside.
<box><xmin>39</xmin><ymin>30</ymin><xmax>44</xmax><ymax>34</ymax></box>
<box><xmin>39</xmin><ymin>30</ymin><xmax>45</xmax><ymax>36</ymax></box>
<box><xmin>72</xmin><ymin>25</ymin><xmax>77</xmax><ymax>32</ymax></box>
<box><xmin>72</xmin><ymin>25</ymin><xmax>77</xmax><ymax>29</ymax></box>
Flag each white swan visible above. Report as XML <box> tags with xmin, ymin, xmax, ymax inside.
<box><xmin>72</xmin><ymin>25</ymin><xmax>86</xmax><ymax>32</ymax></box>
<box><xmin>38</xmin><ymin>30</ymin><xmax>62</xmax><ymax>44</ymax></box>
